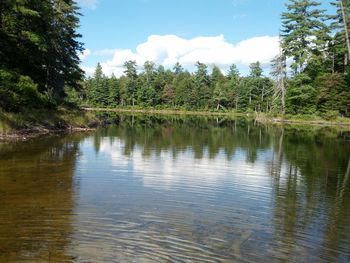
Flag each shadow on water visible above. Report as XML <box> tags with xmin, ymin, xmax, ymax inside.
<box><xmin>0</xmin><ymin>114</ymin><xmax>350</xmax><ymax>262</ymax></box>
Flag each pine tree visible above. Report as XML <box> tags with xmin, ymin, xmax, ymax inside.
<box><xmin>211</xmin><ymin>66</ymin><xmax>227</xmax><ymax>109</ymax></box>
<box><xmin>0</xmin><ymin>0</ymin><xmax>83</xmax><ymax>110</ymax></box>
<box><xmin>173</xmin><ymin>62</ymin><xmax>184</xmax><ymax>75</ymax></box>
<box><xmin>89</xmin><ymin>63</ymin><xmax>108</xmax><ymax>106</ymax></box>
<box><xmin>123</xmin><ymin>60</ymin><xmax>138</xmax><ymax>106</ymax></box>
<box><xmin>194</xmin><ymin>62</ymin><xmax>211</xmax><ymax>108</ymax></box>
<box><xmin>108</xmin><ymin>74</ymin><xmax>120</xmax><ymax>106</ymax></box>
<box><xmin>281</xmin><ymin>0</ymin><xmax>330</xmax><ymax>74</ymax></box>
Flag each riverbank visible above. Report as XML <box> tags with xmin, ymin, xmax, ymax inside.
<box><xmin>83</xmin><ymin>107</ymin><xmax>350</xmax><ymax>127</ymax></box>
<box><xmin>0</xmin><ymin>107</ymin><xmax>100</xmax><ymax>141</ymax></box>
<box><xmin>2</xmin><ymin>106</ymin><xmax>350</xmax><ymax>142</ymax></box>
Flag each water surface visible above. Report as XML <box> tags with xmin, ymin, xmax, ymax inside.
<box><xmin>0</xmin><ymin>115</ymin><xmax>350</xmax><ymax>262</ymax></box>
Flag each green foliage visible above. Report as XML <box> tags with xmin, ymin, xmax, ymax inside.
<box><xmin>0</xmin><ymin>69</ymin><xmax>47</xmax><ymax>112</ymax></box>
<box><xmin>279</xmin><ymin>0</ymin><xmax>350</xmax><ymax>118</ymax></box>
<box><xmin>286</xmin><ymin>73</ymin><xmax>317</xmax><ymax>114</ymax></box>
<box><xmin>77</xmin><ymin>0</ymin><xmax>350</xmax><ymax>119</ymax></box>
<box><xmin>281</xmin><ymin>0</ymin><xmax>330</xmax><ymax>73</ymax></box>
<box><xmin>321</xmin><ymin>110</ymin><xmax>340</xmax><ymax>121</ymax></box>
<box><xmin>0</xmin><ymin>0</ymin><xmax>83</xmax><ymax>112</ymax></box>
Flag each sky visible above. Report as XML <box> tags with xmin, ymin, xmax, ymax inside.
<box><xmin>76</xmin><ymin>0</ymin><xmax>335</xmax><ymax>77</ymax></box>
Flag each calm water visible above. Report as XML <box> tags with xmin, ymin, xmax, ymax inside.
<box><xmin>0</xmin><ymin>115</ymin><xmax>350</xmax><ymax>262</ymax></box>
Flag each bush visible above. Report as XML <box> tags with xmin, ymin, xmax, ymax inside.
<box><xmin>0</xmin><ymin>69</ymin><xmax>47</xmax><ymax>112</ymax></box>
<box><xmin>321</xmin><ymin>110</ymin><xmax>339</xmax><ymax>121</ymax></box>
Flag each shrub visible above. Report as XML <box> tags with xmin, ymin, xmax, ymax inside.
<box><xmin>321</xmin><ymin>110</ymin><xmax>339</xmax><ymax>121</ymax></box>
<box><xmin>0</xmin><ymin>69</ymin><xmax>47</xmax><ymax>112</ymax></box>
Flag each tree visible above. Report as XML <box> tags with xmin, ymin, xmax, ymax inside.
<box><xmin>271</xmin><ymin>49</ymin><xmax>287</xmax><ymax>114</ymax></box>
<box><xmin>286</xmin><ymin>73</ymin><xmax>317</xmax><ymax>114</ymax></box>
<box><xmin>281</xmin><ymin>0</ymin><xmax>330</xmax><ymax>74</ymax></box>
<box><xmin>211</xmin><ymin>66</ymin><xmax>227</xmax><ymax>109</ymax></box>
<box><xmin>247</xmin><ymin>62</ymin><xmax>262</xmax><ymax>109</ymax></box>
<box><xmin>88</xmin><ymin>63</ymin><xmax>109</xmax><ymax>106</ymax></box>
<box><xmin>226</xmin><ymin>64</ymin><xmax>241</xmax><ymax>110</ymax></box>
<box><xmin>315</xmin><ymin>72</ymin><xmax>349</xmax><ymax>115</ymax></box>
<box><xmin>108</xmin><ymin>74</ymin><xmax>120</xmax><ymax>106</ymax></box>
<box><xmin>194</xmin><ymin>62</ymin><xmax>211</xmax><ymax>108</ymax></box>
<box><xmin>330</xmin><ymin>0</ymin><xmax>350</xmax><ymax>68</ymax></box>
<box><xmin>213</xmin><ymin>82</ymin><xmax>228</xmax><ymax>110</ymax></box>
<box><xmin>249</xmin><ymin>61</ymin><xmax>263</xmax><ymax>78</ymax></box>
<box><xmin>0</xmin><ymin>0</ymin><xmax>83</xmax><ymax>110</ymax></box>
<box><xmin>123</xmin><ymin>60</ymin><xmax>138</xmax><ymax>106</ymax></box>
<box><xmin>174</xmin><ymin>71</ymin><xmax>193</xmax><ymax>107</ymax></box>
<box><xmin>245</xmin><ymin>62</ymin><xmax>273</xmax><ymax>112</ymax></box>
<box><xmin>173</xmin><ymin>62</ymin><xmax>184</xmax><ymax>75</ymax></box>
<box><xmin>227</xmin><ymin>64</ymin><xmax>240</xmax><ymax>81</ymax></box>
<box><xmin>43</xmin><ymin>0</ymin><xmax>84</xmax><ymax>98</ymax></box>
<box><xmin>162</xmin><ymin>84</ymin><xmax>176</xmax><ymax>106</ymax></box>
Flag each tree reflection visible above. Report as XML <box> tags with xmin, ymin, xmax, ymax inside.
<box><xmin>92</xmin><ymin>114</ymin><xmax>350</xmax><ymax>261</ymax></box>
<box><xmin>0</xmin><ymin>134</ymin><xmax>87</xmax><ymax>261</ymax></box>
<box><xmin>268</xmin><ymin>126</ymin><xmax>350</xmax><ymax>262</ymax></box>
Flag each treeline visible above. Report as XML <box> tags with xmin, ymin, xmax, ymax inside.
<box><xmin>75</xmin><ymin>61</ymin><xmax>274</xmax><ymax>113</ymax></box>
<box><xmin>74</xmin><ymin>0</ymin><xmax>350</xmax><ymax>118</ymax></box>
<box><xmin>0</xmin><ymin>0</ymin><xmax>83</xmax><ymax>112</ymax></box>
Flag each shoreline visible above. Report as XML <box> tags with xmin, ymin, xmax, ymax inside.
<box><xmin>0</xmin><ymin>107</ymin><xmax>100</xmax><ymax>142</ymax></box>
<box><xmin>2</xmin><ymin>107</ymin><xmax>350</xmax><ymax>142</ymax></box>
<box><xmin>0</xmin><ymin>127</ymin><xmax>96</xmax><ymax>142</ymax></box>
<box><xmin>83</xmin><ymin>107</ymin><xmax>350</xmax><ymax>127</ymax></box>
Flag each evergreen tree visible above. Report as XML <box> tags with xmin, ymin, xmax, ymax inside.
<box><xmin>123</xmin><ymin>60</ymin><xmax>138</xmax><ymax>106</ymax></box>
<box><xmin>227</xmin><ymin>64</ymin><xmax>240</xmax><ymax>81</ymax></box>
<box><xmin>108</xmin><ymin>74</ymin><xmax>120</xmax><ymax>106</ymax></box>
<box><xmin>173</xmin><ymin>62</ymin><xmax>184</xmax><ymax>75</ymax></box>
<box><xmin>226</xmin><ymin>64</ymin><xmax>241</xmax><ymax>109</ymax></box>
<box><xmin>194</xmin><ymin>62</ymin><xmax>211</xmax><ymax>108</ymax></box>
<box><xmin>211</xmin><ymin>66</ymin><xmax>227</xmax><ymax>109</ymax></box>
<box><xmin>281</xmin><ymin>0</ymin><xmax>330</xmax><ymax>74</ymax></box>
<box><xmin>0</xmin><ymin>0</ymin><xmax>83</xmax><ymax>110</ymax></box>
<box><xmin>286</xmin><ymin>73</ymin><xmax>317</xmax><ymax>114</ymax></box>
<box><xmin>89</xmin><ymin>63</ymin><xmax>109</xmax><ymax>106</ymax></box>
<box><xmin>174</xmin><ymin>71</ymin><xmax>193</xmax><ymax>108</ymax></box>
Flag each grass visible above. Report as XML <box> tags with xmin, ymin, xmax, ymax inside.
<box><xmin>256</xmin><ymin>112</ymin><xmax>350</xmax><ymax>126</ymax></box>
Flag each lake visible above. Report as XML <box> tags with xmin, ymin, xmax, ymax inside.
<box><xmin>0</xmin><ymin>115</ymin><xmax>350</xmax><ymax>262</ymax></box>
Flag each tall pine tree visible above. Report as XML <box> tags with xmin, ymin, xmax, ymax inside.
<box><xmin>281</xmin><ymin>0</ymin><xmax>330</xmax><ymax>74</ymax></box>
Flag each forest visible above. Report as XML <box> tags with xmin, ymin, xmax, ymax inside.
<box><xmin>1</xmin><ymin>0</ymin><xmax>350</xmax><ymax>119</ymax></box>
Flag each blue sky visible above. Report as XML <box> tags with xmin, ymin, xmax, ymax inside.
<box><xmin>76</xmin><ymin>0</ymin><xmax>335</xmax><ymax>76</ymax></box>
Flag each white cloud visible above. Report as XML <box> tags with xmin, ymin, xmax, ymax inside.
<box><xmin>76</xmin><ymin>0</ymin><xmax>99</xmax><ymax>9</ymax></box>
<box><xmin>96</xmin><ymin>138</ymin><xmax>273</xmax><ymax>192</ymax></box>
<box><xmin>79</xmin><ymin>48</ymin><xmax>91</xmax><ymax>61</ymax></box>
<box><xmin>85</xmin><ymin>34</ymin><xmax>280</xmax><ymax>77</ymax></box>
<box><xmin>93</xmin><ymin>49</ymin><xmax>119</xmax><ymax>56</ymax></box>
<box><xmin>81</xmin><ymin>66</ymin><xmax>95</xmax><ymax>77</ymax></box>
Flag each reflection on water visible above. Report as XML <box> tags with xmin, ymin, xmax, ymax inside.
<box><xmin>0</xmin><ymin>115</ymin><xmax>350</xmax><ymax>262</ymax></box>
<box><xmin>0</xmin><ymin>134</ymin><xmax>83</xmax><ymax>261</ymax></box>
